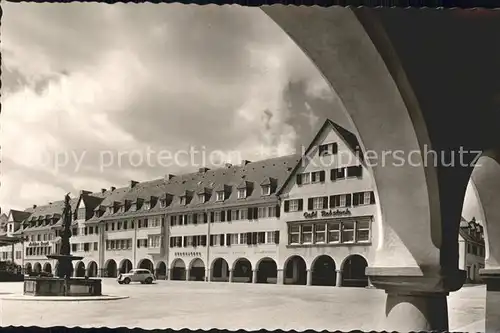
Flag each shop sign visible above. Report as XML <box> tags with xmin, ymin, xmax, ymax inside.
<box><xmin>28</xmin><ymin>241</ymin><xmax>50</xmax><ymax>247</ymax></box>
<box><xmin>303</xmin><ymin>209</ymin><xmax>351</xmax><ymax>219</ymax></box>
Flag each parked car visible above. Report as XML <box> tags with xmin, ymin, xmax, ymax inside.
<box><xmin>117</xmin><ymin>269</ymin><xmax>155</xmax><ymax>284</ymax></box>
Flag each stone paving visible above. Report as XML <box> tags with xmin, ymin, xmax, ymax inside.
<box><xmin>0</xmin><ymin>279</ymin><xmax>486</xmax><ymax>331</ymax></box>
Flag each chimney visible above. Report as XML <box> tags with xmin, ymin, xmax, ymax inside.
<box><xmin>130</xmin><ymin>180</ymin><xmax>139</xmax><ymax>188</ymax></box>
<box><xmin>241</xmin><ymin>160</ymin><xmax>252</xmax><ymax>166</ymax></box>
<box><xmin>198</xmin><ymin>167</ymin><xmax>210</xmax><ymax>173</ymax></box>
<box><xmin>165</xmin><ymin>174</ymin><xmax>176</xmax><ymax>180</ymax></box>
<box><xmin>225</xmin><ymin>163</ymin><xmax>233</xmax><ymax>168</ymax></box>
<box><xmin>33</xmin><ymin>205</ymin><xmax>37</xmax><ymax>209</ymax></box>
<box><xmin>80</xmin><ymin>190</ymin><xmax>92</xmax><ymax>196</ymax></box>
<box><xmin>101</xmin><ymin>188</ymin><xmax>107</xmax><ymax>194</ymax></box>
<box><xmin>110</xmin><ymin>186</ymin><xmax>116</xmax><ymax>191</ymax></box>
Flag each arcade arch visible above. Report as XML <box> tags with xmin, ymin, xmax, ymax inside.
<box><xmin>171</xmin><ymin>259</ymin><xmax>186</xmax><ymax>280</ymax></box>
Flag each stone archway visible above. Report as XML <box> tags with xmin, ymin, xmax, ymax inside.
<box><xmin>25</xmin><ymin>263</ymin><xmax>32</xmax><ymax>274</ymax></box>
<box><xmin>138</xmin><ymin>258</ymin><xmax>154</xmax><ymax>273</ymax></box>
<box><xmin>156</xmin><ymin>261</ymin><xmax>167</xmax><ymax>279</ymax></box>
<box><xmin>87</xmin><ymin>261</ymin><xmax>98</xmax><ymax>277</ymax></box>
<box><xmin>311</xmin><ymin>255</ymin><xmax>337</xmax><ymax>286</ymax></box>
<box><xmin>43</xmin><ymin>262</ymin><xmax>52</xmax><ymax>274</ymax></box>
<box><xmin>33</xmin><ymin>262</ymin><xmax>42</xmax><ymax>273</ymax></box>
<box><xmin>119</xmin><ymin>259</ymin><xmax>133</xmax><ymax>274</ymax></box>
<box><xmin>189</xmin><ymin>258</ymin><xmax>206</xmax><ymax>281</ymax></box>
<box><xmin>284</xmin><ymin>255</ymin><xmax>307</xmax><ymax>285</ymax></box>
<box><xmin>256</xmin><ymin>258</ymin><xmax>277</xmax><ymax>284</ymax></box>
<box><xmin>341</xmin><ymin>254</ymin><xmax>368</xmax><ymax>288</ymax></box>
<box><xmin>104</xmin><ymin>259</ymin><xmax>117</xmax><ymax>278</ymax></box>
<box><xmin>232</xmin><ymin>258</ymin><xmax>252</xmax><ymax>283</ymax></box>
<box><xmin>170</xmin><ymin>259</ymin><xmax>186</xmax><ymax>281</ymax></box>
<box><xmin>211</xmin><ymin>258</ymin><xmax>229</xmax><ymax>282</ymax></box>
<box><xmin>75</xmin><ymin>261</ymin><xmax>86</xmax><ymax>277</ymax></box>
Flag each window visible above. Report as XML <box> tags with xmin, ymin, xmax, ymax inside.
<box><xmin>238</xmin><ymin>188</ymin><xmax>247</xmax><ymax>199</ymax></box>
<box><xmin>84</xmin><ymin>243</ymin><xmax>90</xmax><ymax>252</ymax></box>
<box><xmin>143</xmin><ymin>202</ymin><xmax>150</xmax><ymax>210</ymax></box>
<box><xmin>71</xmin><ymin>244</ymin><xmax>78</xmax><ymax>252</ymax></box>
<box><xmin>230</xmin><ymin>233</ymin><xmax>239</xmax><ymax>245</ymax></box>
<box><xmin>289</xmin><ymin>225</ymin><xmax>300</xmax><ymax>244</ymax></box>
<box><xmin>363</xmin><ymin>192</ymin><xmax>371</xmax><ymax>205</ymax></box>
<box><xmin>43</xmin><ymin>234</ymin><xmax>47</xmax><ymax>241</ymax></box>
<box><xmin>198</xmin><ymin>194</ymin><xmax>206</xmax><ymax>203</ymax></box>
<box><xmin>331</xmin><ymin>194</ymin><xmax>351</xmax><ymax>208</ymax></box>
<box><xmin>261</xmin><ymin>185</ymin><xmax>271</xmax><ymax>196</ymax></box>
<box><xmin>93</xmin><ymin>242</ymin><xmax>98</xmax><ymax>251</ymax></box>
<box><xmin>117</xmin><ymin>221</ymin><xmax>122</xmax><ymax>230</ymax></box>
<box><xmin>289</xmin><ymin>199</ymin><xmax>300</xmax><ymax>212</ymax></box>
<box><xmin>311</xmin><ymin>171</ymin><xmax>324</xmax><ymax>183</ymax></box>
<box><xmin>111</xmin><ymin>222</ymin><xmax>115</xmax><ymax>231</ymax></box>
<box><xmin>240</xmin><ymin>209</ymin><xmax>247</xmax><ymax>220</ymax></box>
<box><xmin>266</xmin><ymin>231</ymin><xmax>276</xmax><ymax>244</ymax></box>
<box><xmin>339</xmin><ymin>195</ymin><xmax>347</xmax><ymax>207</ymax></box>
<box><xmin>148</xmin><ymin>235</ymin><xmax>161</xmax><ymax>248</ymax></box>
<box><xmin>346</xmin><ymin>165</ymin><xmax>363</xmax><ymax>178</ymax></box>
<box><xmin>315</xmin><ymin>224</ymin><xmax>326</xmax><ymax>243</ymax></box>
<box><xmin>318</xmin><ymin>143</ymin><xmax>338</xmax><ymax>156</ymax></box>
<box><xmin>312</xmin><ymin>197</ymin><xmax>324</xmax><ymax>210</ymax></box>
<box><xmin>180</xmin><ymin>197</ymin><xmax>187</xmax><ymax>205</ymax></box>
<box><xmin>301</xmin><ymin>225</ymin><xmax>313</xmax><ymax>243</ymax></box>
<box><xmin>216</xmin><ymin>191</ymin><xmax>225</xmax><ymax>201</ymax></box>
<box><xmin>160</xmin><ymin>199</ymin><xmax>167</xmax><ymax>208</ymax></box>
<box><xmin>342</xmin><ymin>221</ymin><xmax>355</xmax><ymax>242</ymax></box>
<box><xmin>301</xmin><ymin>173</ymin><xmax>310</xmax><ymax>184</ymax></box>
<box><xmin>231</xmin><ymin>210</ymin><xmax>240</xmax><ymax>221</ymax></box>
<box><xmin>328</xmin><ymin>223</ymin><xmax>340</xmax><ymax>243</ymax></box>
<box><xmin>258</xmin><ymin>207</ymin><xmax>268</xmax><ymax>219</ymax></box>
<box><xmin>240</xmin><ymin>233</ymin><xmax>248</xmax><ymax>245</ymax></box>
<box><xmin>268</xmin><ymin>206</ymin><xmax>277</xmax><ymax>217</ymax></box>
<box><xmin>37</xmin><ymin>234</ymin><xmax>41</xmax><ymax>241</ymax></box>
<box><xmin>356</xmin><ymin>220</ymin><xmax>371</xmax><ymax>242</ymax></box>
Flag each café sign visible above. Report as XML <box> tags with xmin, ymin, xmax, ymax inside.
<box><xmin>303</xmin><ymin>209</ymin><xmax>351</xmax><ymax>219</ymax></box>
<box><xmin>28</xmin><ymin>241</ymin><xmax>50</xmax><ymax>247</ymax></box>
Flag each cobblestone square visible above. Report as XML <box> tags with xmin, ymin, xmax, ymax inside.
<box><xmin>0</xmin><ymin>280</ymin><xmax>486</xmax><ymax>331</ymax></box>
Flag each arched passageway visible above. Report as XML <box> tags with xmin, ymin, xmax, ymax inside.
<box><xmin>33</xmin><ymin>262</ymin><xmax>42</xmax><ymax>273</ymax></box>
<box><xmin>211</xmin><ymin>258</ymin><xmax>229</xmax><ymax>282</ymax></box>
<box><xmin>156</xmin><ymin>261</ymin><xmax>167</xmax><ymax>279</ymax></box>
<box><xmin>43</xmin><ymin>262</ymin><xmax>52</xmax><ymax>274</ymax></box>
<box><xmin>189</xmin><ymin>258</ymin><xmax>206</xmax><ymax>281</ymax></box>
<box><xmin>256</xmin><ymin>258</ymin><xmax>277</xmax><ymax>284</ymax></box>
<box><xmin>104</xmin><ymin>259</ymin><xmax>117</xmax><ymax>278</ymax></box>
<box><xmin>341</xmin><ymin>255</ymin><xmax>368</xmax><ymax>288</ymax></box>
<box><xmin>75</xmin><ymin>261</ymin><xmax>86</xmax><ymax>277</ymax></box>
<box><xmin>171</xmin><ymin>259</ymin><xmax>186</xmax><ymax>281</ymax></box>
<box><xmin>87</xmin><ymin>261</ymin><xmax>98</xmax><ymax>277</ymax></box>
<box><xmin>232</xmin><ymin>258</ymin><xmax>252</xmax><ymax>283</ymax></box>
<box><xmin>312</xmin><ymin>255</ymin><xmax>336</xmax><ymax>286</ymax></box>
<box><xmin>284</xmin><ymin>256</ymin><xmax>306</xmax><ymax>285</ymax></box>
<box><xmin>119</xmin><ymin>259</ymin><xmax>133</xmax><ymax>274</ymax></box>
<box><xmin>138</xmin><ymin>259</ymin><xmax>154</xmax><ymax>272</ymax></box>
<box><xmin>25</xmin><ymin>263</ymin><xmax>32</xmax><ymax>274</ymax></box>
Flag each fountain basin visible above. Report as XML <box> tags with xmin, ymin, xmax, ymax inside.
<box><xmin>23</xmin><ymin>276</ymin><xmax>102</xmax><ymax>296</ymax></box>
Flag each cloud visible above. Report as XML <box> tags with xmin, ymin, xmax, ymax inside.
<box><xmin>1</xmin><ymin>3</ymin><xmax>345</xmax><ymax>211</ymax></box>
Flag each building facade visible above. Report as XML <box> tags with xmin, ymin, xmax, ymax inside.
<box><xmin>458</xmin><ymin>217</ymin><xmax>486</xmax><ymax>283</ymax></box>
<box><xmin>0</xmin><ymin>119</ymin><xmax>379</xmax><ymax>287</ymax></box>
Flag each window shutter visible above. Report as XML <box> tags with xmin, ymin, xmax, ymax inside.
<box><xmin>319</xmin><ymin>171</ymin><xmax>325</xmax><ymax>182</ymax></box>
<box><xmin>329</xmin><ymin>196</ymin><xmax>335</xmax><ymax>208</ymax></box>
<box><xmin>298</xmin><ymin>199</ymin><xmax>303</xmax><ymax>211</ymax></box>
<box><xmin>308</xmin><ymin>198</ymin><xmax>314</xmax><ymax>210</ymax></box>
<box><xmin>170</xmin><ymin>216</ymin><xmax>175</xmax><ymax>226</ymax></box>
<box><xmin>246</xmin><ymin>232</ymin><xmax>252</xmax><ymax>245</ymax></box>
<box><xmin>296</xmin><ymin>174</ymin><xmax>302</xmax><ymax>186</ymax></box>
<box><xmin>311</xmin><ymin>172</ymin><xmax>317</xmax><ymax>183</ymax></box>
<box><xmin>253</xmin><ymin>207</ymin><xmax>258</xmax><ymax>219</ymax></box>
<box><xmin>322</xmin><ymin>196</ymin><xmax>329</xmax><ymax>209</ymax></box>
<box><xmin>353</xmin><ymin>193</ymin><xmax>359</xmax><ymax>206</ymax></box>
<box><xmin>193</xmin><ymin>236</ymin><xmax>198</xmax><ymax>247</ymax></box>
<box><xmin>284</xmin><ymin>201</ymin><xmax>290</xmax><ymax>213</ymax></box>
<box><xmin>210</xmin><ymin>235</ymin><xmax>214</xmax><ymax>246</ymax></box>
<box><xmin>226</xmin><ymin>234</ymin><xmax>231</xmax><ymax>246</ymax></box>
<box><xmin>202</xmin><ymin>235</ymin><xmax>207</xmax><ymax>246</ymax></box>
<box><xmin>184</xmin><ymin>215</ymin><xmax>188</xmax><ymax>225</ymax></box>
<box><xmin>227</xmin><ymin>210</ymin><xmax>232</xmax><ymax>222</ymax></box>
<box><xmin>274</xmin><ymin>231</ymin><xmax>280</xmax><ymax>244</ymax></box>
<box><xmin>370</xmin><ymin>191</ymin><xmax>376</xmax><ymax>204</ymax></box>
<box><xmin>331</xmin><ymin>169</ymin><xmax>337</xmax><ymax>181</ymax></box>
<box><xmin>193</xmin><ymin>214</ymin><xmax>198</xmax><ymax>224</ymax></box>
<box><xmin>221</xmin><ymin>211</ymin><xmax>226</xmax><ymax>222</ymax></box>
<box><xmin>318</xmin><ymin>145</ymin><xmax>325</xmax><ymax>156</ymax></box>
<box><xmin>332</xmin><ymin>142</ymin><xmax>338</xmax><ymax>154</ymax></box>
<box><xmin>252</xmin><ymin>232</ymin><xmax>257</xmax><ymax>245</ymax></box>
<box><xmin>275</xmin><ymin>205</ymin><xmax>280</xmax><ymax>218</ymax></box>
<box><xmin>220</xmin><ymin>234</ymin><xmax>225</xmax><ymax>246</ymax></box>
<box><xmin>183</xmin><ymin>236</ymin><xmax>187</xmax><ymax>247</ymax></box>
<box><xmin>210</xmin><ymin>212</ymin><xmax>215</xmax><ymax>222</ymax></box>
<box><xmin>248</xmin><ymin>207</ymin><xmax>253</xmax><ymax>220</ymax></box>
<box><xmin>169</xmin><ymin>238</ymin><xmax>173</xmax><ymax>248</ymax></box>
<box><xmin>204</xmin><ymin>213</ymin><xmax>208</xmax><ymax>223</ymax></box>
<box><xmin>346</xmin><ymin>194</ymin><xmax>352</xmax><ymax>207</ymax></box>
<box><xmin>357</xmin><ymin>166</ymin><xmax>363</xmax><ymax>177</ymax></box>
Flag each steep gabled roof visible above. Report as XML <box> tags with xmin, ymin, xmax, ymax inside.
<box><xmin>277</xmin><ymin>119</ymin><xmax>364</xmax><ymax>196</ymax></box>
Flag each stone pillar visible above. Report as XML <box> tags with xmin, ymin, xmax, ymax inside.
<box><xmin>367</xmin><ymin>267</ymin><xmax>465</xmax><ymax>332</ymax></box>
<box><xmin>335</xmin><ymin>270</ymin><xmax>342</xmax><ymax>287</ymax></box>
<box><xmin>229</xmin><ymin>269</ymin><xmax>234</xmax><ymax>283</ymax></box>
<box><xmin>252</xmin><ymin>270</ymin><xmax>257</xmax><ymax>283</ymax></box>
<box><xmin>166</xmin><ymin>268</ymin><xmax>171</xmax><ymax>280</ymax></box>
<box><xmin>206</xmin><ymin>269</ymin><xmax>211</xmax><ymax>282</ymax></box>
<box><xmin>307</xmin><ymin>269</ymin><xmax>313</xmax><ymax>286</ymax></box>
<box><xmin>479</xmin><ymin>269</ymin><xmax>500</xmax><ymax>333</ymax></box>
<box><xmin>185</xmin><ymin>269</ymin><xmax>190</xmax><ymax>281</ymax></box>
<box><xmin>277</xmin><ymin>269</ymin><xmax>284</xmax><ymax>285</ymax></box>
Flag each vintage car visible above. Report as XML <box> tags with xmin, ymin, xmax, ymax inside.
<box><xmin>117</xmin><ymin>269</ymin><xmax>155</xmax><ymax>284</ymax></box>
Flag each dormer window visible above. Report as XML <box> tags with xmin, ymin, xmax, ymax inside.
<box><xmin>160</xmin><ymin>199</ymin><xmax>166</xmax><ymax>208</ymax></box>
<box><xmin>237</xmin><ymin>188</ymin><xmax>247</xmax><ymax>199</ymax></box>
<box><xmin>143</xmin><ymin>202</ymin><xmax>150</xmax><ymax>210</ymax></box>
<box><xmin>180</xmin><ymin>197</ymin><xmax>187</xmax><ymax>205</ymax></box>
<box><xmin>119</xmin><ymin>206</ymin><xmax>125</xmax><ymax>213</ymax></box>
<box><xmin>198</xmin><ymin>194</ymin><xmax>206</xmax><ymax>203</ymax></box>
<box><xmin>261</xmin><ymin>185</ymin><xmax>271</xmax><ymax>196</ymax></box>
<box><xmin>216</xmin><ymin>191</ymin><xmax>225</xmax><ymax>202</ymax></box>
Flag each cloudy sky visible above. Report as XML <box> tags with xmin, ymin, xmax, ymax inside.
<box><xmin>1</xmin><ymin>3</ymin><xmax>479</xmax><ymax>219</ymax></box>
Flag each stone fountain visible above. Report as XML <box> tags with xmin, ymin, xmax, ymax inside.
<box><xmin>23</xmin><ymin>193</ymin><xmax>102</xmax><ymax>296</ymax></box>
